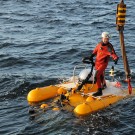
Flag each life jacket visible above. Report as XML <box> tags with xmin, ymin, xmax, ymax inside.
<box><xmin>92</xmin><ymin>42</ymin><xmax>118</xmax><ymax>67</ymax></box>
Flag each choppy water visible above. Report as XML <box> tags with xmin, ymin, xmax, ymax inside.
<box><xmin>0</xmin><ymin>0</ymin><xmax>135</xmax><ymax>135</ymax></box>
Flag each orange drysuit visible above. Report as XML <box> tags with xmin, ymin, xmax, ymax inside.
<box><xmin>92</xmin><ymin>42</ymin><xmax>118</xmax><ymax>88</ymax></box>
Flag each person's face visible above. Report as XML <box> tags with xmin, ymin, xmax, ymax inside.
<box><xmin>102</xmin><ymin>37</ymin><xmax>109</xmax><ymax>44</ymax></box>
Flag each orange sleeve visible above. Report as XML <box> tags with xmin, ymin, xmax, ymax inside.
<box><xmin>92</xmin><ymin>44</ymin><xmax>99</xmax><ymax>55</ymax></box>
<box><xmin>108</xmin><ymin>43</ymin><xmax>118</xmax><ymax>60</ymax></box>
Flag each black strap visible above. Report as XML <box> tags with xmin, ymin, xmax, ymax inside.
<box><xmin>76</xmin><ymin>63</ymin><xmax>94</xmax><ymax>91</ymax></box>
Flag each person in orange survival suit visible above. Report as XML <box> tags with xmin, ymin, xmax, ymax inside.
<box><xmin>83</xmin><ymin>32</ymin><xmax>119</xmax><ymax>96</ymax></box>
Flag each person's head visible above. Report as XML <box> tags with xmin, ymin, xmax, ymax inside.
<box><xmin>101</xmin><ymin>32</ymin><xmax>110</xmax><ymax>44</ymax></box>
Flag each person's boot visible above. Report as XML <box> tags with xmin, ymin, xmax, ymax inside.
<box><xmin>102</xmin><ymin>83</ymin><xmax>107</xmax><ymax>90</ymax></box>
<box><xmin>92</xmin><ymin>88</ymin><xmax>102</xmax><ymax>97</ymax></box>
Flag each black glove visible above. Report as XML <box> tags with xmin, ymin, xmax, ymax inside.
<box><xmin>114</xmin><ymin>57</ymin><xmax>119</xmax><ymax>65</ymax></box>
<box><xmin>89</xmin><ymin>54</ymin><xmax>95</xmax><ymax>61</ymax></box>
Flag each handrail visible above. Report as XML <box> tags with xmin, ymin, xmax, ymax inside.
<box><xmin>73</xmin><ymin>64</ymin><xmax>87</xmax><ymax>85</ymax></box>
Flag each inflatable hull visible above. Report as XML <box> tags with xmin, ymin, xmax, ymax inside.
<box><xmin>27</xmin><ymin>81</ymin><xmax>128</xmax><ymax>116</ymax></box>
<box><xmin>27</xmin><ymin>85</ymin><xmax>59</xmax><ymax>102</ymax></box>
<box><xmin>74</xmin><ymin>94</ymin><xmax>124</xmax><ymax>116</ymax></box>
